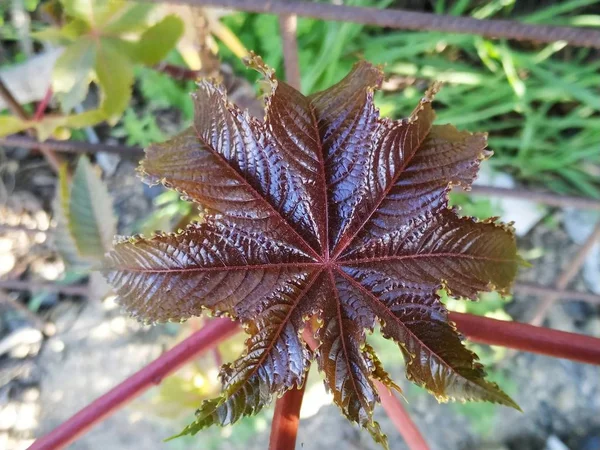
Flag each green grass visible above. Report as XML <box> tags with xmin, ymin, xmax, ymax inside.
<box><xmin>219</xmin><ymin>0</ymin><xmax>600</xmax><ymax>198</ymax></box>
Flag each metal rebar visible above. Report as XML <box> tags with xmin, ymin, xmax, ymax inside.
<box><xmin>278</xmin><ymin>13</ymin><xmax>302</xmax><ymax>91</ymax></box>
<box><xmin>152</xmin><ymin>0</ymin><xmax>600</xmax><ymax>49</ymax></box>
<box><xmin>529</xmin><ymin>220</ymin><xmax>600</xmax><ymax>326</ymax></box>
<box><xmin>3</xmin><ymin>136</ymin><xmax>600</xmax><ymax>211</ymax></box>
<box><xmin>0</xmin><ymin>279</ymin><xmax>89</xmax><ymax>296</ymax></box>
<box><xmin>0</xmin><ymin>135</ymin><xmax>143</xmax><ymax>155</ymax></box>
<box><xmin>469</xmin><ymin>185</ymin><xmax>600</xmax><ymax>211</ymax></box>
<box><xmin>4</xmin><ymin>275</ymin><xmax>599</xmax><ymax>309</ymax></box>
<box><xmin>514</xmin><ymin>283</ymin><xmax>600</xmax><ymax>305</ymax></box>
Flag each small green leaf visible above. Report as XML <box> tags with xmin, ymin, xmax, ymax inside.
<box><xmin>32</xmin><ymin>23</ymin><xmax>84</xmax><ymax>45</ymax></box>
<box><xmin>61</xmin><ymin>0</ymin><xmax>124</xmax><ymax>27</ymax></box>
<box><xmin>100</xmin><ymin>37</ymin><xmax>139</xmax><ymax>62</ymax></box>
<box><xmin>134</xmin><ymin>15</ymin><xmax>184</xmax><ymax>65</ymax></box>
<box><xmin>63</xmin><ymin>109</ymin><xmax>106</xmax><ymax>128</ymax></box>
<box><xmin>52</xmin><ymin>37</ymin><xmax>96</xmax><ymax>112</ymax></box>
<box><xmin>32</xmin><ymin>117</ymin><xmax>70</xmax><ymax>141</ymax></box>
<box><xmin>95</xmin><ymin>39</ymin><xmax>134</xmax><ymax>122</ymax></box>
<box><xmin>0</xmin><ymin>116</ymin><xmax>30</xmax><ymax>137</ymax></box>
<box><xmin>102</xmin><ymin>2</ymin><xmax>155</xmax><ymax>34</ymax></box>
<box><xmin>68</xmin><ymin>156</ymin><xmax>117</xmax><ymax>259</ymax></box>
<box><xmin>53</xmin><ymin>163</ymin><xmax>83</xmax><ymax>267</ymax></box>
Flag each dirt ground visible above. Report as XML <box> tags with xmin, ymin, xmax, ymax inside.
<box><xmin>1</xmin><ymin>154</ymin><xmax>599</xmax><ymax>450</ymax></box>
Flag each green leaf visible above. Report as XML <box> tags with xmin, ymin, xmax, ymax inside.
<box><xmin>133</xmin><ymin>15</ymin><xmax>184</xmax><ymax>65</ymax></box>
<box><xmin>52</xmin><ymin>37</ymin><xmax>97</xmax><ymax>112</ymax></box>
<box><xmin>60</xmin><ymin>0</ymin><xmax>124</xmax><ymax>27</ymax></box>
<box><xmin>0</xmin><ymin>116</ymin><xmax>30</xmax><ymax>137</ymax></box>
<box><xmin>95</xmin><ymin>39</ymin><xmax>134</xmax><ymax>122</ymax></box>
<box><xmin>68</xmin><ymin>156</ymin><xmax>117</xmax><ymax>259</ymax></box>
<box><xmin>102</xmin><ymin>2</ymin><xmax>155</xmax><ymax>34</ymax></box>
<box><xmin>99</xmin><ymin>37</ymin><xmax>139</xmax><ymax>62</ymax></box>
<box><xmin>63</xmin><ymin>109</ymin><xmax>106</xmax><ymax>128</ymax></box>
<box><xmin>53</xmin><ymin>163</ymin><xmax>84</xmax><ymax>267</ymax></box>
<box><xmin>32</xmin><ymin>24</ymin><xmax>82</xmax><ymax>45</ymax></box>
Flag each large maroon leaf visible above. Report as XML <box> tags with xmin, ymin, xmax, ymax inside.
<box><xmin>105</xmin><ymin>53</ymin><xmax>522</xmax><ymax>447</ymax></box>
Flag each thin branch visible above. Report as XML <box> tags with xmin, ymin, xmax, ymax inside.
<box><xmin>149</xmin><ymin>0</ymin><xmax>600</xmax><ymax>48</ymax></box>
<box><xmin>373</xmin><ymin>380</ymin><xmax>430</xmax><ymax>450</ymax></box>
<box><xmin>0</xmin><ymin>76</ymin><xmax>30</xmax><ymax>120</ymax></box>
<box><xmin>28</xmin><ymin>318</ymin><xmax>239</xmax><ymax>450</ymax></box>
<box><xmin>450</xmin><ymin>312</ymin><xmax>600</xmax><ymax>365</ymax></box>
<box><xmin>278</xmin><ymin>13</ymin><xmax>301</xmax><ymax>91</ymax></box>
<box><xmin>529</xmin><ymin>220</ymin><xmax>600</xmax><ymax>325</ymax></box>
<box><xmin>0</xmin><ymin>78</ymin><xmax>62</xmax><ymax>172</ymax></box>
<box><xmin>269</xmin><ymin>382</ymin><xmax>307</xmax><ymax>450</ymax></box>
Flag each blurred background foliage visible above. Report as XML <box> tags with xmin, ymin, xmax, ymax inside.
<box><xmin>1</xmin><ymin>0</ymin><xmax>599</xmax><ymax>447</ymax></box>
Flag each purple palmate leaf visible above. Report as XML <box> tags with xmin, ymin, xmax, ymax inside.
<box><xmin>105</xmin><ymin>53</ymin><xmax>521</xmax><ymax>448</ymax></box>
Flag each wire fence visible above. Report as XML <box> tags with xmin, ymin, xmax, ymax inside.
<box><xmin>0</xmin><ymin>0</ymin><xmax>597</xmax><ymax>323</ymax></box>
<box><xmin>1</xmin><ymin>2</ymin><xmax>600</xmax><ymax>448</ymax></box>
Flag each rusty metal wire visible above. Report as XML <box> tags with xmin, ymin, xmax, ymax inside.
<box><xmin>3</xmin><ymin>277</ymin><xmax>599</xmax><ymax>306</ymax></box>
<box><xmin>469</xmin><ymin>185</ymin><xmax>600</xmax><ymax>211</ymax></box>
<box><xmin>514</xmin><ymin>283</ymin><xmax>600</xmax><ymax>305</ymax></box>
<box><xmin>2</xmin><ymin>0</ymin><xmax>599</xmax><ymax>324</ymax></box>
<box><xmin>150</xmin><ymin>0</ymin><xmax>600</xmax><ymax>48</ymax></box>
<box><xmin>3</xmin><ymin>135</ymin><xmax>599</xmax><ymax>211</ymax></box>
<box><xmin>0</xmin><ymin>279</ymin><xmax>89</xmax><ymax>296</ymax></box>
<box><xmin>0</xmin><ymin>135</ymin><xmax>143</xmax><ymax>155</ymax></box>
<box><xmin>4</xmin><ymin>4</ymin><xmax>600</xmax><ymax>449</ymax></box>
<box><xmin>279</xmin><ymin>13</ymin><xmax>302</xmax><ymax>90</ymax></box>
<box><xmin>529</xmin><ymin>221</ymin><xmax>600</xmax><ymax>325</ymax></box>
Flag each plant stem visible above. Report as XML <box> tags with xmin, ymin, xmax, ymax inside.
<box><xmin>26</xmin><ymin>310</ymin><xmax>600</xmax><ymax>448</ymax></box>
<box><xmin>34</xmin><ymin>87</ymin><xmax>53</xmax><ymax>121</ymax></box>
<box><xmin>28</xmin><ymin>318</ymin><xmax>239</xmax><ymax>450</ymax></box>
<box><xmin>0</xmin><ymin>78</ymin><xmax>61</xmax><ymax>172</ymax></box>
<box><xmin>450</xmin><ymin>312</ymin><xmax>600</xmax><ymax>365</ymax></box>
<box><xmin>374</xmin><ymin>380</ymin><xmax>430</xmax><ymax>450</ymax></box>
<box><xmin>269</xmin><ymin>382</ymin><xmax>307</xmax><ymax>450</ymax></box>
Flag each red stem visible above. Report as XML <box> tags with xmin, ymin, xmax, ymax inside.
<box><xmin>374</xmin><ymin>380</ymin><xmax>430</xmax><ymax>450</ymax></box>
<box><xmin>28</xmin><ymin>312</ymin><xmax>600</xmax><ymax>449</ymax></box>
<box><xmin>29</xmin><ymin>318</ymin><xmax>239</xmax><ymax>450</ymax></box>
<box><xmin>34</xmin><ymin>87</ymin><xmax>53</xmax><ymax>121</ymax></box>
<box><xmin>269</xmin><ymin>383</ymin><xmax>307</xmax><ymax>450</ymax></box>
<box><xmin>450</xmin><ymin>312</ymin><xmax>600</xmax><ymax>365</ymax></box>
